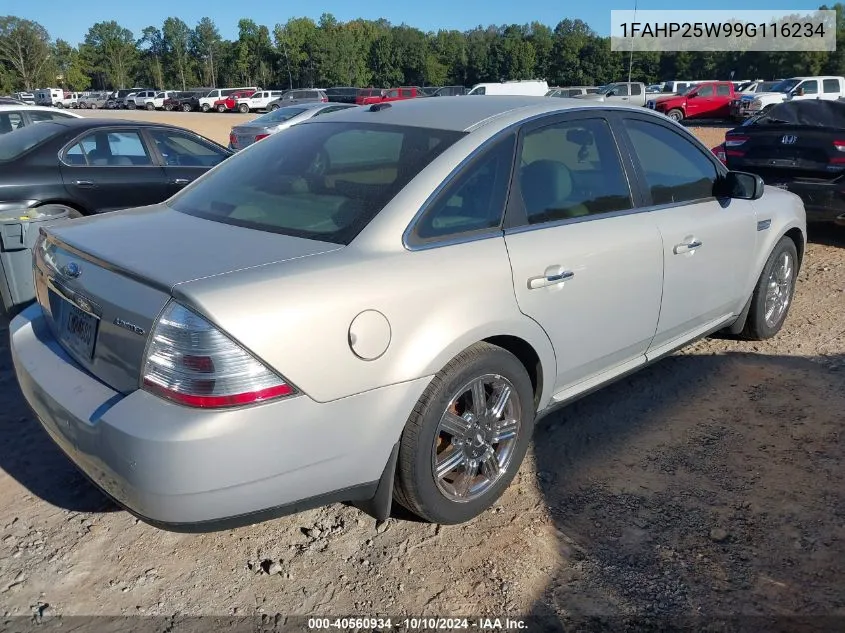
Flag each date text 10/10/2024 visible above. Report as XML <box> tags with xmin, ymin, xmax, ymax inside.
<box><xmin>307</xmin><ymin>617</ymin><xmax>528</xmax><ymax>630</ymax></box>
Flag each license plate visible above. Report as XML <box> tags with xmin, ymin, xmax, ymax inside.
<box><xmin>60</xmin><ymin>301</ymin><xmax>99</xmax><ymax>360</ymax></box>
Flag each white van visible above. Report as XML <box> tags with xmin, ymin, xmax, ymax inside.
<box><xmin>34</xmin><ymin>88</ymin><xmax>63</xmax><ymax>106</ymax></box>
<box><xmin>466</xmin><ymin>80</ymin><xmax>549</xmax><ymax>96</ymax></box>
<box><xmin>198</xmin><ymin>87</ymin><xmax>260</xmax><ymax>112</ymax></box>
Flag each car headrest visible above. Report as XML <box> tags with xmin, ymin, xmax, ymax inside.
<box><xmin>520</xmin><ymin>160</ymin><xmax>573</xmax><ymax>215</ymax></box>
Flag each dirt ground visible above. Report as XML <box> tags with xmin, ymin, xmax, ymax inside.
<box><xmin>0</xmin><ymin>109</ymin><xmax>843</xmax><ymax>629</ymax></box>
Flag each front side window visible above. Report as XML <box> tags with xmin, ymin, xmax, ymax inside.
<box><xmin>696</xmin><ymin>85</ymin><xmax>714</xmax><ymax>97</ymax></box>
<box><xmin>517</xmin><ymin>118</ymin><xmax>632</xmax><ymax>224</ymax></box>
<box><xmin>800</xmin><ymin>80</ymin><xmax>819</xmax><ymax>95</ymax></box>
<box><xmin>168</xmin><ymin>122</ymin><xmax>465</xmax><ymax>244</ymax></box>
<box><xmin>622</xmin><ymin>118</ymin><xmax>718</xmax><ymax>205</ymax></box>
<box><xmin>66</xmin><ymin>130</ymin><xmax>152</xmax><ymax>166</ymax></box>
<box><xmin>414</xmin><ymin>134</ymin><xmax>515</xmax><ymax>241</ymax></box>
<box><xmin>716</xmin><ymin>84</ymin><xmax>731</xmax><ymax>96</ymax></box>
<box><xmin>148</xmin><ymin>129</ymin><xmax>227</xmax><ymax>167</ymax></box>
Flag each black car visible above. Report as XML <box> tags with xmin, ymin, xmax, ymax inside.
<box><xmin>0</xmin><ymin>118</ymin><xmax>232</xmax><ymax>216</ymax></box>
<box><xmin>165</xmin><ymin>91</ymin><xmax>206</xmax><ymax>112</ymax></box>
<box><xmin>723</xmin><ymin>100</ymin><xmax>845</xmax><ymax>226</ymax></box>
<box><xmin>324</xmin><ymin>87</ymin><xmax>359</xmax><ymax>104</ymax></box>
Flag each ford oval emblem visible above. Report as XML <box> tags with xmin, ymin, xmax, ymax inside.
<box><xmin>62</xmin><ymin>262</ymin><xmax>81</xmax><ymax>278</ymax></box>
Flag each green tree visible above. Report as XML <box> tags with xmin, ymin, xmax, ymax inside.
<box><xmin>0</xmin><ymin>16</ymin><xmax>52</xmax><ymax>89</ymax></box>
<box><xmin>192</xmin><ymin>18</ymin><xmax>222</xmax><ymax>87</ymax></box>
<box><xmin>83</xmin><ymin>21</ymin><xmax>137</xmax><ymax>89</ymax></box>
<box><xmin>163</xmin><ymin>17</ymin><xmax>193</xmax><ymax>89</ymax></box>
<box><xmin>53</xmin><ymin>39</ymin><xmax>89</xmax><ymax>90</ymax></box>
<box><xmin>138</xmin><ymin>26</ymin><xmax>165</xmax><ymax>89</ymax></box>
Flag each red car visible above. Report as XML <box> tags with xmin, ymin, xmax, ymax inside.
<box><xmin>213</xmin><ymin>90</ymin><xmax>256</xmax><ymax>113</ymax></box>
<box><xmin>359</xmin><ymin>86</ymin><xmax>422</xmax><ymax>106</ymax></box>
<box><xmin>649</xmin><ymin>81</ymin><xmax>737</xmax><ymax>122</ymax></box>
<box><xmin>355</xmin><ymin>88</ymin><xmax>385</xmax><ymax>105</ymax></box>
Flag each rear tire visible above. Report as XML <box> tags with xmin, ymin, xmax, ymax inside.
<box><xmin>182</xmin><ymin>103</ymin><xmax>192</xmax><ymax>112</ymax></box>
<box><xmin>739</xmin><ymin>236</ymin><xmax>798</xmax><ymax>340</ymax></box>
<box><xmin>145</xmin><ymin>102</ymin><xmax>155</xmax><ymax>110</ymax></box>
<box><xmin>667</xmin><ymin>108</ymin><xmax>684</xmax><ymax>122</ymax></box>
<box><xmin>393</xmin><ymin>342</ymin><xmax>535</xmax><ymax>524</ymax></box>
<box><xmin>269</xmin><ymin>103</ymin><xmax>280</xmax><ymax>111</ymax></box>
<box><xmin>216</xmin><ymin>104</ymin><xmax>226</xmax><ymax>113</ymax></box>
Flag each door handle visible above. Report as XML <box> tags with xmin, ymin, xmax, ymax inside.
<box><xmin>673</xmin><ymin>239</ymin><xmax>703</xmax><ymax>254</ymax></box>
<box><xmin>73</xmin><ymin>180</ymin><xmax>94</xmax><ymax>188</ymax></box>
<box><xmin>527</xmin><ymin>265</ymin><xmax>575</xmax><ymax>290</ymax></box>
<box><xmin>171</xmin><ymin>178</ymin><xmax>191</xmax><ymax>186</ymax></box>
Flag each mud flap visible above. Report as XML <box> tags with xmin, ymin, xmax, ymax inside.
<box><xmin>352</xmin><ymin>442</ymin><xmax>399</xmax><ymax>521</ymax></box>
<box><xmin>728</xmin><ymin>294</ymin><xmax>754</xmax><ymax>335</ymax></box>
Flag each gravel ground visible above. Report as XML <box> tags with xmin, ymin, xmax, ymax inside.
<box><xmin>0</xmin><ymin>112</ymin><xmax>842</xmax><ymax>629</ymax></box>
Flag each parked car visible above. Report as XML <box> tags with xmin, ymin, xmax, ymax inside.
<box><xmin>78</xmin><ymin>92</ymin><xmax>110</xmax><ymax>109</ymax></box>
<box><xmin>56</xmin><ymin>92</ymin><xmax>79</xmax><ymax>108</ymax></box>
<box><xmin>647</xmin><ymin>81</ymin><xmax>737</xmax><ymax>121</ymax></box>
<box><xmin>359</xmin><ymin>87</ymin><xmax>423</xmax><ymax>105</ymax></box>
<box><xmin>730</xmin><ymin>81</ymin><xmax>782</xmax><ymax>120</ymax></box>
<box><xmin>242</xmin><ymin>90</ymin><xmax>286</xmax><ymax>112</ymax></box>
<box><xmin>721</xmin><ymin>99</ymin><xmax>845</xmax><ymax>226</ymax></box>
<box><xmin>213</xmin><ymin>90</ymin><xmax>257</xmax><ymax>113</ymax></box>
<box><xmin>325</xmin><ymin>87</ymin><xmax>360</xmax><ymax>104</ymax></box>
<box><xmin>0</xmin><ymin>97</ymin><xmax>26</xmax><ymax>105</ymax></box>
<box><xmin>163</xmin><ymin>91</ymin><xmax>204</xmax><ymax>112</ymax></box>
<box><xmin>198</xmin><ymin>87</ymin><xmax>260</xmax><ymax>113</ymax></box>
<box><xmin>742</xmin><ymin>76</ymin><xmax>845</xmax><ymax>117</ymax></box>
<box><xmin>574</xmin><ymin>82</ymin><xmax>647</xmax><ymax>107</ymax></box>
<box><xmin>13</xmin><ymin>92</ymin><xmax>35</xmax><ymax>105</ymax></box>
<box><xmin>0</xmin><ymin>105</ymin><xmax>82</xmax><ymax>136</ymax></box>
<box><xmin>355</xmin><ymin>88</ymin><xmax>386</xmax><ymax>104</ymax></box>
<box><xmin>34</xmin><ymin>88</ymin><xmax>63</xmax><ymax>106</ymax></box>
<box><xmin>0</xmin><ymin>118</ymin><xmax>231</xmax><ymax>216</ymax></box>
<box><xmin>466</xmin><ymin>80</ymin><xmax>549</xmax><ymax>96</ymax></box>
<box><xmin>228</xmin><ymin>102</ymin><xmax>357</xmax><ymax>151</ymax></box>
<box><xmin>135</xmin><ymin>91</ymin><xmax>176</xmax><ymax>110</ymax></box>
<box><xmin>112</xmin><ymin>88</ymin><xmax>149</xmax><ymax>108</ymax></box>
<box><xmin>547</xmin><ymin>86</ymin><xmax>600</xmax><ymax>98</ymax></box>
<box><xmin>267</xmin><ymin>89</ymin><xmax>328</xmax><ymax>109</ymax></box>
<box><xmin>8</xmin><ymin>97</ymin><xmax>805</xmax><ymax>531</ymax></box>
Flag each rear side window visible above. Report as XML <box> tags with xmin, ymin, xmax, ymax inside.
<box><xmin>0</xmin><ymin>112</ymin><xmax>23</xmax><ymax>134</ymax></box>
<box><xmin>622</xmin><ymin>118</ymin><xmax>718</xmax><ymax>205</ymax></box>
<box><xmin>823</xmin><ymin>79</ymin><xmax>840</xmax><ymax>93</ymax></box>
<box><xmin>65</xmin><ymin>130</ymin><xmax>152</xmax><ymax>166</ymax></box>
<box><xmin>630</xmin><ymin>84</ymin><xmax>642</xmax><ymax>95</ymax></box>
<box><xmin>716</xmin><ymin>84</ymin><xmax>731</xmax><ymax>96</ymax></box>
<box><xmin>169</xmin><ymin>122</ymin><xmax>465</xmax><ymax>245</ymax></box>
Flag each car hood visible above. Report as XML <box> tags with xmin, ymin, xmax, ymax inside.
<box><xmin>650</xmin><ymin>94</ymin><xmax>683</xmax><ymax>103</ymax></box>
<box><xmin>45</xmin><ymin>203</ymin><xmax>343</xmax><ymax>290</ymax></box>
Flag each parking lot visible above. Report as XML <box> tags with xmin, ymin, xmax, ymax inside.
<box><xmin>0</xmin><ymin>107</ymin><xmax>843</xmax><ymax>624</ymax></box>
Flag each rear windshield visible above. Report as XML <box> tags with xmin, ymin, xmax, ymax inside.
<box><xmin>169</xmin><ymin>121</ymin><xmax>465</xmax><ymax>245</ymax></box>
<box><xmin>253</xmin><ymin>106</ymin><xmax>308</xmax><ymax>124</ymax></box>
<box><xmin>0</xmin><ymin>121</ymin><xmax>63</xmax><ymax>161</ymax></box>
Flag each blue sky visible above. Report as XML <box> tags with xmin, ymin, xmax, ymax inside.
<box><xmin>6</xmin><ymin>0</ymin><xmax>823</xmax><ymax>45</ymax></box>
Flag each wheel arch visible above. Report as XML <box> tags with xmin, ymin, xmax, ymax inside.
<box><xmin>34</xmin><ymin>199</ymin><xmax>88</xmax><ymax>216</ymax></box>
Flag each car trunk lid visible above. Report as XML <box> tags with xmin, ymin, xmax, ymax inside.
<box><xmin>33</xmin><ymin>204</ymin><xmax>342</xmax><ymax>393</ymax></box>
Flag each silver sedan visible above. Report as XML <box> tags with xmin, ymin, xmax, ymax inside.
<box><xmin>228</xmin><ymin>102</ymin><xmax>358</xmax><ymax>151</ymax></box>
<box><xmin>11</xmin><ymin>97</ymin><xmax>806</xmax><ymax>530</ymax></box>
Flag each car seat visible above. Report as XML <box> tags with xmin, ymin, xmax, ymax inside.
<box><xmin>519</xmin><ymin>159</ymin><xmax>589</xmax><ymax>220</ymax></box>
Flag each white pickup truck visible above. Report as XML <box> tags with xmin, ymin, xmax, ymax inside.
<box><xmin>742</xmin><ymin>76</ymin><xmax>845</xmax><ymax>116</ymax></box>
<box><xmin>243</xmin><ymin>90</ymin><xmax>286</xmax><ymax>112</ymax></box>
<box><xmin>572</xmin><ymin>82</ymin><xmax>648</xmax><ymax>107</ymax></box>
<box><xmin>136</xmin><ymin>91</ymin><xmax>176</xmax><ymax>110</ymax></box>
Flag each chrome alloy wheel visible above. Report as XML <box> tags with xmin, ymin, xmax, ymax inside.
<box><xmin>432</xmin><ymin>374</ymin><xmax>521</xmax><ymax>502</ymax></box>
<box><xmin>764</xmin><ymin>251</ymin><xmax>793</xmax><ymax>328</ymax></box>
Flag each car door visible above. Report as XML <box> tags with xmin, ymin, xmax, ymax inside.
<box><xmin>144</xmin><ymin>127</ymin><xmax>230</xmax><ymax>196</ymax></box>
<box><xmin>0</xmin><ymin>110</ymin><xmax>24</xmax><ymax>134</ymax></box>
<box><xmin>616</xmin><ymin>113</ymin><xmax>758</xmax><ymax>359</ymax></box>
<box><xmin>713</xmin><ymin>83</ymin><xmax>733</xmax><ymax>117</ymax></box>
<box><xmin>685</xmin><ymin>84</ymin><xmax>715</xmax><ymax>117</ymax></box>
<box><xmin>59</xmin><ymin>127</ymin><xmax>169</xmax><ymax>213</ymax></box>
<box><xmin>502</xmin><ymin>112</ymin><xmax>664</xmax><ymax>394</ymax></box>
<box><xmin>822</xmin><ymin>78</ymin><xmax>842</xmax><ymax>101</ymax></box>
<box><xmin>793</xmin><ymin>79</ymin><xmax>819</xmax><ymax>102</ymax></box>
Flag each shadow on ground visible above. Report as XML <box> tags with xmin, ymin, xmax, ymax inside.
<box><xmin>526</xmin><ymin>351</ymin><xmax>844</xmax><ymax>630</ymax></box>
<box><xmin>0</xmin><ymin>318</ymin><xmax>116</xmax><ymax>514</ymax></box>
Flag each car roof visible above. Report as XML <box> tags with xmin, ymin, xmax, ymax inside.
<box><xmin>308</xmin><ymin>96</ymin><xmax>647</xmax><ymax>132</ymax></box>
<box><xmin>27</xmin><ymin>117</ymin><xmax>193</xmax><ymax>132</ymax></box>
<box><xmin>0</xmin><ymin>104</ymin><xmax>83</xmax><ymax>116</ymax></box>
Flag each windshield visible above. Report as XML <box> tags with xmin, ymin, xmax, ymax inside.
<box><xmin>205</xmin><ymin>90</ymin><xmax>218</xmax><ymax>98</ymax></box>
<box><xmin>680</xmin><ymin>84</ymin><xmax>699</xmax><ymax>95</ymax></box>
<box><xmin>169</xmin><ymin>121</ymin><xmax>465</xmax><ymax>245</ymax></box>
<box><xmin>770</xmin><ymin>79</ymin><xmax>800</xmax><ymax>93</ymax></box>
<box><xmin>0</xmin><ymin>121</ymin><xmax>63</xmax><ymax>161</ymax></box>
<box><xmin>253</xmin><ymin>106</ymin><xmax>309</xmax><ymax>124</ymax></box>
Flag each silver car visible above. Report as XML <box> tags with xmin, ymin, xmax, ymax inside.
<box><xmin>228</xmin><ymin>102</ymin><xmax>358</xmax><ymax>151</ymax></box>
<box><xmin>266</xmin><ymin>88</ymin><xmax>329</xmax><ymax>110</ymax></box>
<box><xmin>11</xmin><ymin>97</ymin><xmax>806</xmax><ymax>530</ymax></box>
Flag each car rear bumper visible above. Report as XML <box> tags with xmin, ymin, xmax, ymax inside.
<box><xmin>10</xmin><ymin>303</ymin><xmax>429</xmax><ymax>530</ymax></box>
<box><xmin>760</xmin><ymin>177</ymin><xmax>845</xmax><ymax>223</ymax></box>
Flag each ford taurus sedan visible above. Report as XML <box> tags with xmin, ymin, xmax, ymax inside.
<box><xmin>10</xmin><ymin>97</ymin><xmax>806</xmax><ymax>530</ymax></box>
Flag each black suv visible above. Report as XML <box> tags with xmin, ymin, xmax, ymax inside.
<box><xmin>324</xmin><ymin>87</ymin><xmax>359</xmax><ymax>104</ymax></box>
<box><xmin>165</xmin><ymin>90</ymin><xmax>208</xmax><ymax>112</ymax></box>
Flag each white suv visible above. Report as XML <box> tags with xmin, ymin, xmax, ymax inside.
<box><xmin>243</xmin><ymin>90</ymin><xmax>285</xmax><ymax>112</ymax></box>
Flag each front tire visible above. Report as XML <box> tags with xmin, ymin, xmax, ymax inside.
<box><xmin>201</xmin><ymin>103</ymin><xmax>210</xmax><ymax>112</ymax></box>
<box><xmin>393</xmin><ymin>342</ymin><xmax>535</xmax><ymax>524</ymax></box>
<box><xmin>145</xmin><ymin>102</ymin><xmax>155</xmax><ymax>110</ymax></box>
<box><xmin>269</xmin><ymin>103</ymin><xmax>280</xmax><ymax>111</ymax></box>
<box><xmin>216</xmin><ymin>104</ymin><xmax>226</xmax><ymax>113</ymax></box>
<box><xmin>182</xmin><ymin>103</ymin><xmax>192</xmax><ymax>112</ymax></box>
<box><xmin>739</xmin><ymin>236</ymin><xmax>798</xmax><ymax>340</ymax></box>
<box><xmin>667</xmin><ymin>108</ymin><xmax>684</xmax><ymax>122</ymax></box>
<box><xmin>238</xmin><ymin>103</ymin><xmax>250</xmax><ymax>113</ymax></box>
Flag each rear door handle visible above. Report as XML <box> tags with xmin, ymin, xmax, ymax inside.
<box><xmin>73</xmin><ymin>180</ymin><xmax>94</xmax><ymax>188</ymax></box>
<box><xmin>171</xmin><ymin>178</ymin><xmax>191</xmax><ymax>186</ymax></box>
<box><xmin>528</xmin><ymin>265</ymin><xmax>575</xmax><ymax>289</ymax></box>
<box><xmin>674</xmin><ymin>239</ymin><xmax>703</xmax><ymax>254</ymax></box>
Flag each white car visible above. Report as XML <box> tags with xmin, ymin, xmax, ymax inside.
<box><xmin>136</xmin><ymin>91</ymin><xmax>176</xmax><ymax>110</ymax></box>
<box><xmin>0</xmin><ymin>104</ymin><xmax>82</xmax><ymax>135</ymax></box>
<box><xmin>10</xmin><ymin>98</ymin><xmax>806</xmax><ymax>530</ymax></box>
<box><xmin>55</xmin><ymin>92</ymin><xmax>79</xmax><ymax>108</ymax></box>
<box><xmin>746</xmin><ymin>76</ymin><xmax>845</xmax><ymax>114</ymax></box>
<box><xmin>242</xmin><ymin>90</ymin><xmax>286</xmax><ymax>112</ymax></box>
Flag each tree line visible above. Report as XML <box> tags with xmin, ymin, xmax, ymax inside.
<box><xmin>2</xmin><ymin>5</ymin><xmax>845</xmax><ymax>93</ymax></box>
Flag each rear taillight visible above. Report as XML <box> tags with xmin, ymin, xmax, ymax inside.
<box><xmin>229</xmin><ymin>132</ymin><xmax>236</xmax><ymax>146</ymax></box>
<box><xmin>831</xmin><ymin>140</ymin><xmax>845</xmax><ymax>164</ymax></box>
<box><xmin>321</xmin><ymin>96</ymin><xmax>328</xmax><ymax>102</ymax></box>
<box><xmin>142</xmin><ymin>302</ymin><xmax>295</xmax><ymax>409</ymax></box>
<box><xmin>254</xmin><ymin>133</ymin><xmax>269</xmax><ymax>142</ymax></box>
<box><xmin>711</xmin><ymin>145</ymin><xmax>727</xmax><ymax>164</ymax></box>
<box><xmin>724</xmin><ymin>135</ymin><xmax>748</xmax><ymax>148</ymax></box>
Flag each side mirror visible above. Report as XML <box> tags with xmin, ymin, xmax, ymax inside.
<box><xmin>717</xmin><ymin>170</ymin><xmax>764</xmax><ymax>200</ymax></box>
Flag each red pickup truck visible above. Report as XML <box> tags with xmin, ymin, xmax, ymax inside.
<box><xmin>647</xmin><ymin>81</ymin><xmax>736</xmax><ymax>122</ymax></box>
<box><xmin>213</xmin><ymin>90</ymin><xmax>256</xmax><ymax>113</ymax></box>
<box><xmin>359</xmin><ymin>86</ymin><xmax>422</xmax><ymax>106</ymax></box>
